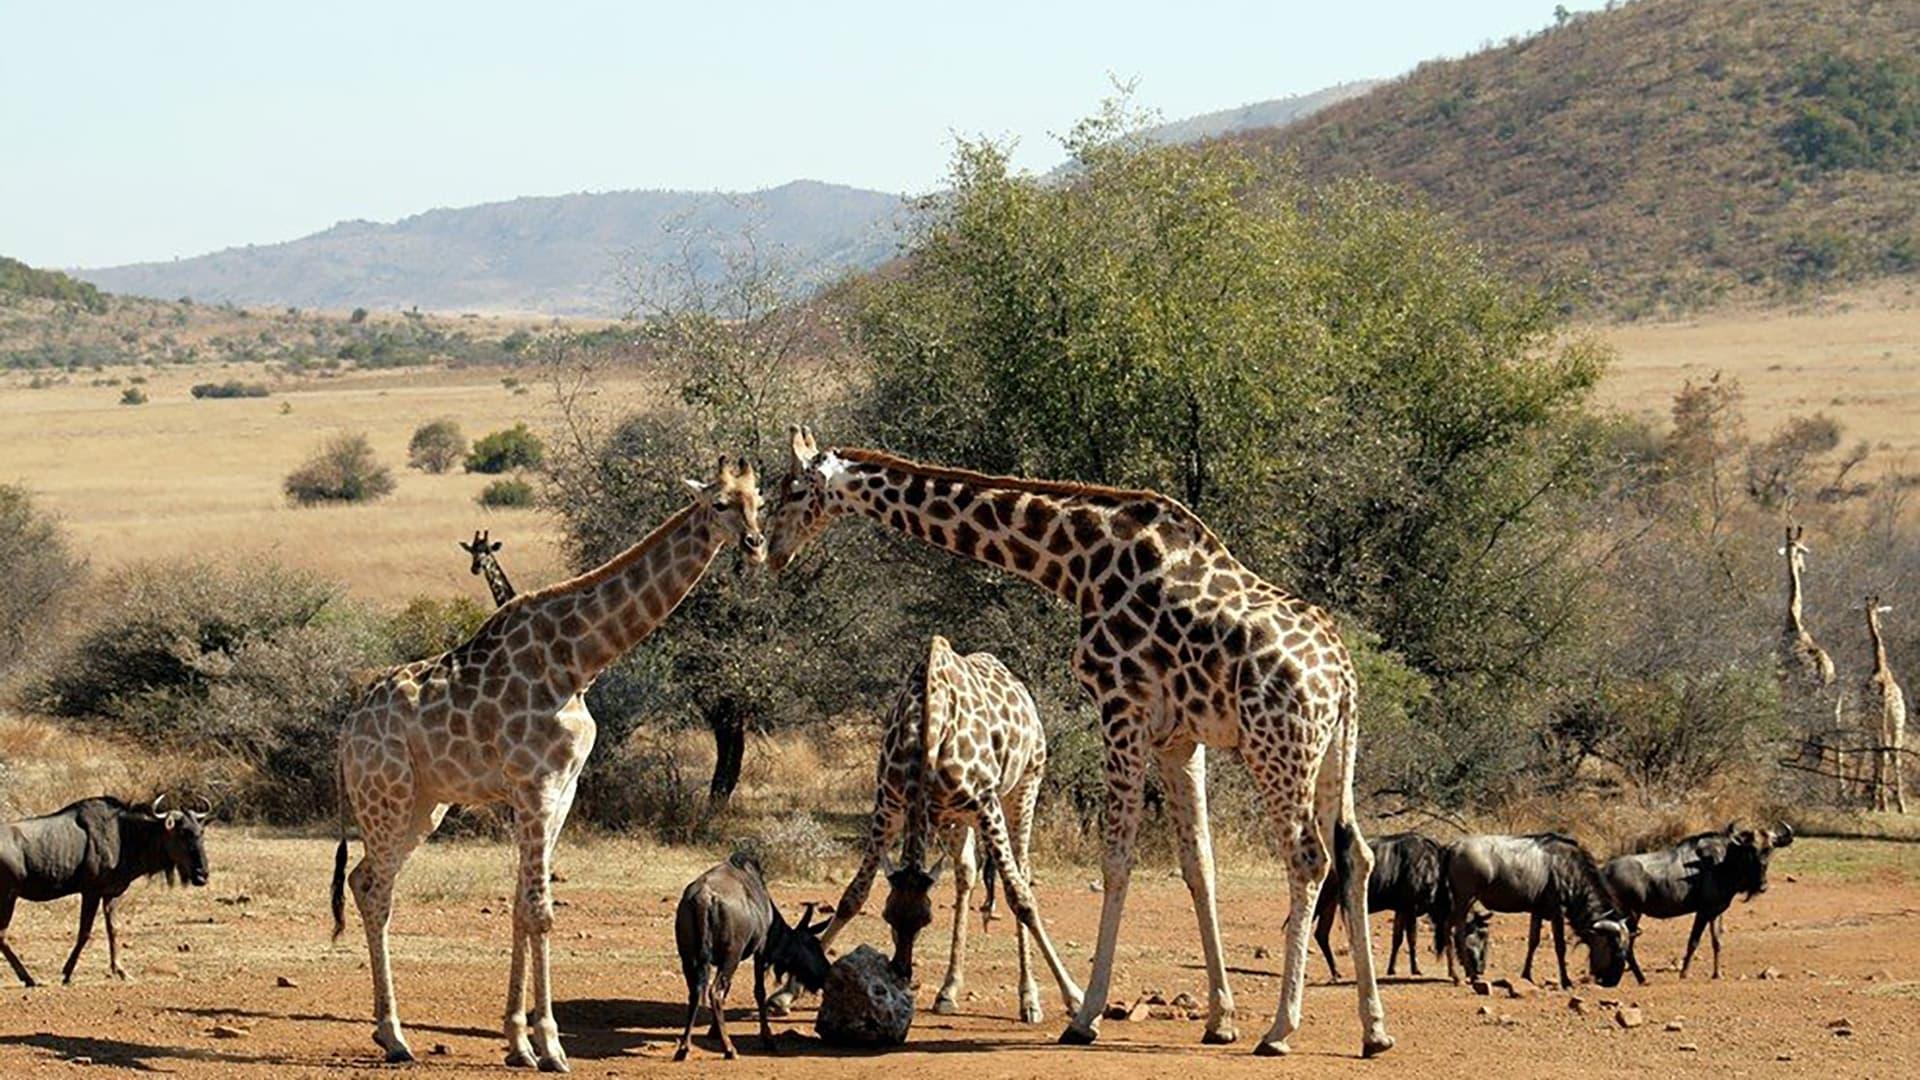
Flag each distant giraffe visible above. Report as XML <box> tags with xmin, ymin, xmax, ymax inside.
<box><xmin>1778</xmin><ymin>525</ymin><xmax>1836</xmax><ymax>689</ymax></box>
<box><xmin>765</xmin><ymin>427</ymin><xmax>1391</xmax><ymax>1058</ymax></box>
<box><xmin>333</xmin><ymin>456</ymin><xmax>763</xmax><ymax>1070</ymax></box>
<box><xmin>461</xmin><ymin>529</ymin><xmax>516</xmax><ymax>606</ymax></box>
<box><xmin>1864</xmin><ymin>597</ymin><xmax>1908</xmax><ymax>814</ymax></box>
<box><xmin>772</xmin><ymin>636</ymin><xmax>1079</xmax><ymax>1023</ymax></box>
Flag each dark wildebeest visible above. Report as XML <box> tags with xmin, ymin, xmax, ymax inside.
<box><xmin>673</xmin><ymin>852</ymin><xmax>832</xmax><ymax>1061</ymax></box>
<box><xmin>1602</xmin><ymin>823</ymin><xmax>1793</xmax><ymax>982</ymax></box>
<box><xmin>1312</xmin><ymin>832</ymin><xmax>1451</xmax><ymax>980</ymax></box>
<box><xmin>1445</xmin><ymin>833</ymin><xmax>1630</xmax><ymax>989</ymax></box>
<box><xmin>0</xmin><ymin>795</ymin><xmax>210</xmax><ymax>986</ymax></box>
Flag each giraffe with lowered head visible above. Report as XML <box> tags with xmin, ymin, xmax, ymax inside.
<box><xmin>1864</xmin><ymin>596</ymin><xmax>1908</xmax><ymax>813</ymax></box>
<box><xmin>765</xmin><ymin>427</ymin><xmax>1392</xmax><ymax>1058</ymax></box>
<box><xmin>333</xmin><ymin>456</ymin><xmax>763</xmax><ymax>1070</ymax></box>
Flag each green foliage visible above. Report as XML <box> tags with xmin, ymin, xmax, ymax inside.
<box><xmin>465</xmin><ymin>423</ymin><xmax>545</xmax><ymax>474</ymax></box>
<box><xmin>386</xmin><ymin>594</ymin><xmax>489</xmax><ymax>661</ymax></box>
<box><xmin>283</xmin><ymin>433</ymin><xmax>396</xmax><ymax>506</ymax></box>
<box><xmin>1779</xmin><ymin>53</ymin><xmax>1920</xmax><ymax>171</ymax></box>
<box><xmin>119</xmin><ymin>386</ymin><xmax>148</xmax><ymax>406</ymax></box>
<box><xmin>406</xmin><ymin>418</ymin><xmax>467</xmax><ymax>473</ymax></box>
<box><xmin>0</xmin><ymin>485</ymin><xmax>82</xmax><ymax>677</ymax></box>
<box><xmin>476</xmin><ymin>477</ymin><xmax>536</xmax><ymax>508</ymax></box>
<box><xmin>0</xmin><ymin>256</ymin><xmax>107</xmax><ymax>314</ymax></box>
<box><xmin>190</xmin><ymin>380</ymin><xmax>270</xmax><ymax>399</ymax></box>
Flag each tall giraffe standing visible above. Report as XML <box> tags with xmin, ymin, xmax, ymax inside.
<box><xmin>333</xmin><ymin>457</ymin><xmax>763</xmax><ymax>1070</ymax></box>
<box><xmin>1777</xmin><ymin>525</ymin><xmax>1844</xmax><ymax>795</ymax></box>
<box><xmin>765</xmin><ymin>428</ymin><xmax>1392</xmax><ymax>1058</ymax></box>
<box><xmin>772</xmin><ymin>635</ymin><xmax>1080</xmax><ymax>1022</ymax></box>
<box><xmin>461</xmin><ymin>529</ymin><xmax>517</xmax><ymax>606</ymax></box>
<box><xmin>1864</xmin><ymin>596</ymin><xmax>1908</xmax><ymax>814</ymax></box>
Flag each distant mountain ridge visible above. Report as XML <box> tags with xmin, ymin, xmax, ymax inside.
<box><xmin>1135</xmin><ymin>80</ymin><xmax>1382</xmax><ymax>147</ymax></box>
<box><xmin>80</xmin><ymin>180</ymin><xmax>909</xmax><ymax>317</ymax></box>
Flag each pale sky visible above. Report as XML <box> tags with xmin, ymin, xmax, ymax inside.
<box><xmin>1</xmin><ymin>1</ymin><xmax>1604</xmax><ymax>269</ymax></box>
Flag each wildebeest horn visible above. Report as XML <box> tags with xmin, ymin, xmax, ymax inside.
<box><xmin>151</xmin><ymin>794</ymin><xmax>168</xmax><ymax>816</ymax></box>
<box><xmin>193</xmin><ymin>795</ymin><xmax>213</xmax><ymax>818</ymax></box>
<box><xmin>1772</xmin><ymin>823</ymin><xmax>1794</xmax><ymax>848</ymax></box>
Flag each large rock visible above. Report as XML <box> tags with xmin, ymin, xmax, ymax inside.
<box><xmin>815</xmin><ymin>946</ymin><xmax>915</xmax><ymax>1048</ymax></box>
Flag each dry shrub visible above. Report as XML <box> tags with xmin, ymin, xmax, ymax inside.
<box><xmin>736</xmin><ymin>812</ymin><xmax>842</xmax><ymax>884</ymax></box>
<box><xmin>0</xmin><ymin>713</ymin><xmax>209</xmax><ymax>819</ymax></box>
<box><xmin>283</xmin><ymin>432</ymin><xmax>396</xmax><ymax>506</ymax></box>
<box><xmin>0</xmin><ymin>484</ymin><xmax>82</xmax><ymax>679</ymax></box>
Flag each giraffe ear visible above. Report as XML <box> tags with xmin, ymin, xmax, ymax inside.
<box><xmin>789</xmin><ymin>425</ymin><xmax>817</xmax><ymax>469</ymax></box>
<box><xmin>683</xmin><ymin>478</ymin><xmax>710</xmax><ymax>498</ymax></box>
<box><xmin>489</xmin><ymin>540</ymin><xmax>503</xmax><ymax>553</ymax></box>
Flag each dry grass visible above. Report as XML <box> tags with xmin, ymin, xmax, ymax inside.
<box><xmin>0</xmin><ymin>711</ymin><xmax>207</xmax><ymax>818</ymax></box>
<box><xmin>0</xmin><ymin>361</ymin><xmax>666</xmax><ymax>606</ymax></box>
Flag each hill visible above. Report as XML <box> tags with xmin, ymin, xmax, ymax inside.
<box><xmin>1248</xmin><ymin>0</ymin><xmax>1919</xmax><ymax>314</ymax></box>
<box><xmin>78</xmin><ymin>180</ymin><xmax>908</xmax><ymax>317</ymax></box>
<box><xmin>1135</xmin><ymin>79</ymin><xmax>1382</xmax><ymax>146</ymax></box>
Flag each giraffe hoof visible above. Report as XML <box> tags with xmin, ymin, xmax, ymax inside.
<box><xmin>1363</xmin><ymin>1034</ymin><xmax>1396</xmax><ymax>1058</ymax></box>
<box><xmin>1058</xmin><ymin>1023</ymin><xmax>1098</xmax><ymax>1046</ymax></box>
<box><xmin>766</xmin><ymin>993</ymin><xmax>795</xmax><ymax>1018</ymax></box>
<box><xmin>1202</xmin><ymin>1026</ymin><xmax>1238</xmax><ymax>1045</ymax></box>
<box><xmin>1019</xmin><ymin>1003</ymin><xmax>1044</xmax><ymax>1024</ymax></box>
<box><xmin>505</xmin><ymin>1047</ymin><xmax>537</xmax><ymax>1068</ymax></box>
<box><xmin>384</xmin><ymin>1046</ymin><xmax>417</xmax><ymax>1065</ymax></box>
<box><xmin>537</xmin><ymin>1055</ymin><xmax>570</xmax><ymax>1073</ymax></box>
<box><xmin>932</xmin><ymin>995</ymin><xmax>959</xmax><ymax>1015</ymax></box>
<box><xmin>1253</xmin><ymin>1039</ymin><xmax>1291</xmax><ymax>1057</ymax></box>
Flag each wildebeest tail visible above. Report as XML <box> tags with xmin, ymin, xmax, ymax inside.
<box><xmin>1430</xmin><ymin>874</ymin><xmax>1453</xmax><ymax>956</ymax></box>
<box><xmin>1332</xmin><ymin>819</ymin><xmax>1357</xmax><ymax>909</ymax></box>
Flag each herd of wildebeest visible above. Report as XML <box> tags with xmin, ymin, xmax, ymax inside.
<box><xmin>0</xmin><ymin>431</ymin><xmax>1819</xmax><ymax>1069</ymax></box>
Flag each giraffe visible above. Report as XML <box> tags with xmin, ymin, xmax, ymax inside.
<box><xmin>772</xmin><ymin>635</ymin><xmax>1081</xmax><ymax>1023</ymax></box>
<box><xmin>1777</xmin><ymin>525</ymin><xmax>1846</xmax><ymax>795</ymax></box>
<box><xmin>1864</xmin><ymin>596</ymin><xmax>1908</xmax><ymax>814</ymax></box>
<box><xmin>764</xmin><ymin>427</ymin><xmax>1392</xmax><ymax>1058</ymax></box>
<box><xmin>461</xmin><ymin>529</ymin><xmax>516</xmax><ymax>606</ymax></box>
<box><xmin>332</xmin><ymin>456</ymin><xmax>763</xmax><ymax>1070</ymax></box>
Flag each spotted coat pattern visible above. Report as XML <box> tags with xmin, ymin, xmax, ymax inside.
<box><xmin>766</xmin><ymin>428</ymin><xmax>1392</xmax><ymax>1058</ymax></box>
<box><xmin>334</xmin><ymin>458</ymin><xmax>762</xmax><ymax>1070</ymax></box>
<box><xmin>1864</xmin><ymin>598</ymin><xmax>1908</xmax><ymax>814</ymax></box>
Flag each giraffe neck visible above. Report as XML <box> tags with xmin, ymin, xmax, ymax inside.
<box><xmin>1785</xmin><ymin>554</ymin><xmax>1807</xmax><ymax>636</ymax></box>
<box><xmin>825</xmin><ymin>453</ymin><xmax>1216</xmax><ymax>612</ymax></box>
<box><xmin>512</xmin><ymin>503</ymin><xmax>726</xmax><ymax>689</ymax></box>
<box><xmin>1868</xmin><ymin>608</ymin><xmax>1889</xmax><ymax>676</ymax></box>
<box><xmin>479</xmin><ymin>557</ymin><xmax>517</xmax><ymax>607</ymax></box>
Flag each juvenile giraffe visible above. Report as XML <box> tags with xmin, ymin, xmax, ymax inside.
<box><xmin>766</xmin><ymin>428</ymin><xmax>1392</xmax><ymax>1058</ymax></box>
<box><xmin>773</xmin><ymin>635</ymin><xmax>1081</xmax><ymax>1022</ymax></box>
<box><xmin>461</xmin><ymin>529</ymin><xmax>516</xmax><ymax>606</ymax></box>
<box><xmin>332</xmin><ymin>456</ymin><xmax>763</xmax><ymax>1071</ymax></box>
<box><xmin>1864</xmin><ymin>596</ymin><xmax>1908</xmax><ymax>814</ymax></box>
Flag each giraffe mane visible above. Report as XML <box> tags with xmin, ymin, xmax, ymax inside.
<box><xmin>834</xmin><ymin>447</ymin><xmax>1223</xmax><ymax>545</ymax></box>
<box><xmin>514</xmin><ymin>502</ymin><xmax>700</xmax><ymax>603</ymax></box>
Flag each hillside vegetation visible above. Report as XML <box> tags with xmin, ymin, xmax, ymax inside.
<box><xmin>1253</xmin><ymin>0</ymin><xmax>1919</xmax><ymax>314</ymax></box>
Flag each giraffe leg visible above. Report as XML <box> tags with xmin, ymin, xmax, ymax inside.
<box><xmin>963</xmin><ymin>798</ymin><xmax>1081</xmax><ymax>1032</ymax></box>
<box><xmin>1251</xmin><ymin>803</ymin><xmax>1324</xmax><ymax>1057</ymax></box>
<box><xmin>1006</xmin><ymin>774</ymin><xmax>1047</xmax><ymax>1022</ymax></box>
<box><xmin>1155</xmin><ymin>741</ymin><xmax>1237</xmax><ymax>1043</ymax></box>
<box><xmin>770</xmin><ymin>792</ymin><xmax>903</xmax><ymax>1014</ymax></box>
<box><xmin>348</xmin><ymin>787</ymin><xmax>438</xmax><ymax>1064</ymax></box>
<box><xmin>1060</xmin><ymin>724</ymin><xmax>1147</xmax><ymax>1045</ymax></box>
<box><xmin>512</xmin><ymin>780</ymin><xmax>574</xmax><ymax>1073</ymax></box>
<box><xmin>932</xmin><ymin>827</ymin><xmax>977</xmax><ymax>1015</ymax></box>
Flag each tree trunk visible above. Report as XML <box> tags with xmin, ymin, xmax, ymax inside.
<box><xmin>707</xmin><ymin>703</ymin><xmax>748</xmax><ymax>810</ymax></box>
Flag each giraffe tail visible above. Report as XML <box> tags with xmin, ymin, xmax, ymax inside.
<box><xmin>330</xmin><ymin>754</ymin><xmax>350</xmax><ymax>942</ymax></box>
<box><xmin>920</xmin><ymin>636</ymin><xmax>960</xmax><ymax>778</ymax></box>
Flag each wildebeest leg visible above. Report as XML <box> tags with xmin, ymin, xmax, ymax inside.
<box><xmin>1403</xmin><ymin>913</ymin><xmax>1424</xmax><ymax>976</ymax></box>
<box><xmin>1549</xmin><ymin>913</ymin><xmax>1571</xmax><ymax>989</ymax></box>
<box><xmin>1389</xmin><ymin>910</ymin><xmax>1413</xmax><ymax>976</ymax></box>
<box><xmin>1157</xmin><ymin>741</ymin><xmax>1237</xmax><ymax>1043</ymax></box>
<box><xmin>0</xmin><ymin>892</ymin><xmax>34</xmax><ymax>987</ymax></box>
<box><xmin>770</xmin><ymin>789</ymin><xmax>903</xmax><ymax>1015</ymax></box>
<box><xmin>1679</xmin><ymin>911</ymin><xmax>1710</xmax><ymax>978</ymax></box>
<box><xmin>1313</xmin><ymin>892</ymin><xmax>1343</xmax><ymax>983</ymax></box>
<box><xmin>932</xmin><ymin>826</ymin><xmax>977</xmax><ymax>1015</ymax></box>
<box><xmin>1624</xmin><ymin>915</ymin><xmax>1647</xmax><ymax>985</ymax></box>
<box><xmin>1521</xmin><ymin>914</ymin><xmax>1544</xmax><ymax>983</ymax></box>
<box><xmin>710</xmin><ymin>967</ymin><xmax>738</xmax><ymax>1060</ymax></box>
<box><xmin>60</xmin><ymin>893</ymin><xmax>100</xmax><ymax>984</ymax></box>
<box><xmin>1708</xmin><ymin>917</ymin><xmax>1723</xmax><ymax>980</ymax></box>
<box><xmin>673</xmin><ymin>963</ymin><xmax>707</xmax><ymax>1061</ymax></box>
<box><xmin>754</xmin><ymin>955</ymin><xmax>777</xmax><ymax>1052</ymax></box>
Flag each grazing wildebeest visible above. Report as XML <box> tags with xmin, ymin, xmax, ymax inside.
<box><xmin>1312</xmin><ymin>832</ymin><xmax>1451</xmax><ymax>980</ymax></box>
<box><xmin>1445</xmin><ymin>833</ymin><xmax>1629</xmax><ymax>989</ymax></box>
<box><xmin>1602</xmin><ymin>823</ymin><xmax>1793</xmax><ymax>982</ymax></box>
<box><xmin>0</xmin><ymin>795</ymin><xmax>210</xmax><ymax>986</ymax></box>
<box><xmin>673</xmin><ymin>852</ymin><xmax>832</xmax><ymax>1061</ymax></box>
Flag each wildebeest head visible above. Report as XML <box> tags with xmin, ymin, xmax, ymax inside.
<box><xmin>881</xmin><ymin>852</ymin><xmax>944</xmax><ymax>979</ymax></box>
<box><xmin>768</xmin><ymin>901</ymin><xmax>833</xmax><ymax>992</ymax></box>
<box><xmin>1455</xmin><ymin>908</ymin><xmax>1494</xmax><ymax>981</ymax></box>
<box><xmin>1723</xmin><ymin>821</ymin><xmax>1794</xmax><ymax>899</ymax></box>
<box><xmin>153</xmin><ymin>795</ymin><xmax>211</xmax><ymax>887</ymax></box>
<box><xmin>1586</xmin><ymin>918</ymin><xmax>1629</xmax><ymax>987</ymax></box>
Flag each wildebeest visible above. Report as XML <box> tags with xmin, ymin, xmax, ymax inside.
<box><xmin>0</xmin><ymin>795</ymin><xmax>210</xmax><ymax>986</ymax></box>
<box><xmin>1312</xmin><ymin>832</ymin><xmax>1451</xmax><ymax>980</ymax></box>
<box><xmin>673</xmin><ymin>852</ymin><xmax>832</xmax><ymax>1061</ymax></box>
<box><xmin>1445</xmin><ymin>833</ymin><xmax>1630</xmax><ymax>989</ymax></box>
<box><xmin>1602</xmin><ymin>823</ymin><xmax>1793</xmax><ymax>982</ymax></box>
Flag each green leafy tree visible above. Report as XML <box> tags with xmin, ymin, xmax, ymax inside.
<box><xmin>465</xmin><ymin>423</ymin><xmax>545</xmax><ymax>474</ymax></box>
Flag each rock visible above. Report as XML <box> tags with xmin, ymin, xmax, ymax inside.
<box><xmin>1169</xmin><ymin>992</ymin><xmax>1197</xmax><ymax>1010</ymax></box>
<box><xmin>1677</xmin><ymin>1043</ymin><xmax>1698</xmax><ymax>1053</ymax></box>
<box><xmin>1758</xmin><ymin>966</ymin><xmax>1782</xmax><ymax>980</ymax></box>
<box><xmin>176</xmin><ymin>943</ymin><xmax>191</xmax><ymax>953</ymax></box>
<box><xmin>1142</xmin><ymin>989</ymin><xmax>1167</xmax><ymax>1005</ymax></box>
<box><xmin>1477</xmin><ymin>1005</ymin><xmax>1494</xmax><ymax>1017</ymax></box>
<box><xmin>1126</xmin><ymin>999</ymin><xmax>1153</xmax><ymax>1022</ymax></box>
<box><xmin>1471</xmin><ymin>979</ymin><xmax>1492</xmax><ymax>996</ymax></box>
<box><xmin>1597</xmin><ymin>998</ymin><xmax>1621</xmax><ymax>1008</ymax></box>
<box><xmin>1614</xmin><ymin>1006</ymin><xmax>1644</xmax><ymax>1030</ymax></box>
<box><xmin>1492</xmin><ymin>977</ymin><xmax>1533</xmax><ymax>1000</ymax></box>
<box><xmin>1664</xmin><ymin>1020</ymin><xmax>1683</xmax><ymax>1033</ymax></box>
<box><xmin>1777</xmin><ymin>1052</ymin><xmax>1795</xmax><ymax>1062</ymax></box>
<box><xmin>1104</xmin><ymin>1001</ymin><xmax>1131</xmax><ymax>1021</ymax></box>
<box><xmin>431</xmin><ymin>1044</ymin><xmax>451</xmax><ymax>1056</ymax></box>
<box><xmin>1826</xmin><ymin>1017</ymin><xmax>1853</xmax><ymax>1030</ymax></box>
<box><xmin>70</xmin><ymin>1056</ymin><xmax>92</xmax><ymax>1066</ymax></box>
<box><xmin>1087</xmin><ymin>881</ymin><xmax>1103</xmax><ymax>893</ymax></box>
<box><xmin>1568</xmin><ymin>996</ymin><xmax>1587</xmax><ymax>1015</ymax></box>
<box><xmin>209</xmin><ymin>1024</ymin><xmax>249</xmax><ymax>1039</ymax></box>
<box><xmin>1497</xmin><ymin>1014</ymin><xmax>1519</xmax><ymax>1027</ymax></box>
<box><xmin>1252</xmin><ymin>945</ymin><xmax>1270</xmax><ymax>960</ymax></box>
<box><xmin>1831</xmin><ymin>1026</ymin><xmax>1854</xmax><ymax>1038</ymax></box>
<box><xmin>275</xmin><ymin>976</ymin><xmax>298</xmax><ymax>989</ymax></box>
<box><xmin>815</xmin><ymin>946</ymin><xmax>914</xmax><ymax>1048</ymax></box>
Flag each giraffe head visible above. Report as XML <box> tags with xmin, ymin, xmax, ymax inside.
<box><xmin>1779</xmin><ymin>523</ymin><xmax>1811</xmax><ymax>572</ymax></box>
<box><xmin>766</xmin><ymin>424</ymin><xmax>848</xmax><ymax>572</ymax></box>
<box><xmin>879</xmin><ymin>851</ymin><xmax>945</xmax><ymax>978</ymax></box>
<box><xmin>459</xmin><ymin>529</ymin><xmax>503</xmax><ymax>577</ymax></box>
<box><xmin>686</xmin><ymin>454</ymin><xmax>766</xmax><ymax>563</ymax></box>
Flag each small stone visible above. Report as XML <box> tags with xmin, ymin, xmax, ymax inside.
<box><xmin>1803</xmin><ymin>970</ymin><xmax>1819</xmax><ymax>978</ymax></box>
<box><xmin>1477</xmin><ymin>1005</ymin><xmax>1494</xmax><ymax>1017</ymax></box>
<box><xmin>1598</xmin><ymin>998</ymin><xmax>1621</xmax><ymax>1008</ymax></box>
<box><xmin>1148</xmin><ymin>1005</ymin><xmax>1180</xmax><ymax>1021</ymax></box>
<box><xmin>1252</xmin><ymin>945</ymin><xmax>1270</xmax><ymax>960</ymax></box>
<box><xmin>1777</xmin><ymin>1052</ymin><xmax>1795</xmax><ymax>1062</ymax></box>
<box><xmin>552</xmin><ymin>898</ymin><xmax>569</xmax><ymax>908</ymax></box>
<box><xmin>1104</xmin><ymin>1000</ymin><xmax>1131</xmax><ymax>1021</ymax></box>
<box><xmin>1758</xmin><ymin>966</ymin><xmax>1782</xmax><ymax>981</ymax></box>
<box><xmin>1492</xmin><ymin>977</ymin><xmax>1533</xmax><ymax>1000</ymax></box>
<box><xmin>275</xmin><ymin>976</ymin><xmax>298</xmax><ymax>989</ymax></box>
<box><xmin>1664</xmin><ymin>1020</ymin><xmax>1683</xmax><ymax>1032</ymax></box>
<box><xmin>1169</xmin><ymin>991</ymin><xmax>1197</xmax><ymax>1010</ymax></box>
<box><xmin>210</xmin><ymin>1024</ymin><xmax>249</xmax><ymax>1039</ymax></box>
<box><xmin>1471</xmin><ymin>979</ymin><xmax>1492</xmax><ymax>996</ymax></box>
<box><xmin>549</xmin><ymin>870</ymin><xmax>568</xmax><ymax>883</ymax></box>
<box><xmin>1126</xmin><ymin>999</ymin><xmax>1153</xmax><ymax>1022</ymax></box>
<box><xmin>1568</xmin><ymin>996</ymin><xmax>1587</xmax><ymax>1015</ymax></box>
<box><xmin>1677</xmin><ymin>1043</ymin><xmax>1698</xmax><ymax>1052</ymax></box>
<box><xmin>1826</xmin><ymin>1017</ymin><xmax>1853</xmax><ymax>1030</ymax></box>
<box><xmin>1497</xmin><ymin>1014</ymin><xmax>1519</xmax><ymax>1027</ymax></box>
<box><xmin>480</xmin><ymin>906</ymin><xmax>492</xmax><ymax>915</ymax></box>
<box><xmin>1143</xmin><ymin>989</ymin><xmax>1167</xmax><ymax>1005</ymax></box>
<box><xmin>1784</xmin><ymin>873</ymin><xmax>1799</xmax><ymax>883</ymax></box>
<box><xmin>176</xmin><ymin>943</ymin><xmax>191</xmax><ymax>953</ymax></box>
<box><xmin>1615</xmin><ymin>1006</ymin><xmax>1644</xmax><ymax>1029</ymax></box>
<box><xmin>430</xmin><ymin>1043</ymin><xmax>451</xmax><ymax>1056</ymax></box>
<box><xmin>70</xmin><ymin>1057</ymin><xmax>92</xmax><ymax>1066</ymax></box>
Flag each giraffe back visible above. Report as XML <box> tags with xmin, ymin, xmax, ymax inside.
<box><xmin>876</xmin><ymin>640</ymin><xmax>1045</xmax><ymax>826</ymax></box>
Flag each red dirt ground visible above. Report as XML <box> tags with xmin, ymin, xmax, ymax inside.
<box><xmin>1</xmin><ymin>834</ymin><xmax>1914</xmax><ymax>1077</ymax></box>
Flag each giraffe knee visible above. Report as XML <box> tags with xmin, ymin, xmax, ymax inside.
<box><xmin>521</xmin><ymin>886</ymin><xmax>554</xmax><ymax>934</ymax></box>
